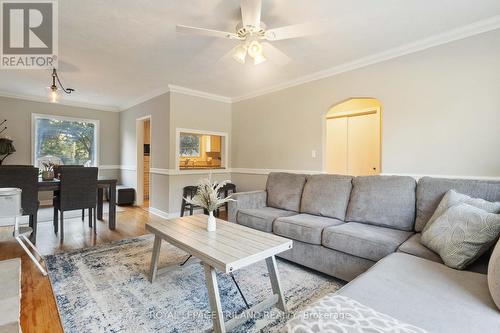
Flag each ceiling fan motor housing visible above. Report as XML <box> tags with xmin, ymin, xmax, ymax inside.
<box><xmin>236</xmin><ymin>22</ymin><xmax>266</xmax><ymax>39</ymax></box>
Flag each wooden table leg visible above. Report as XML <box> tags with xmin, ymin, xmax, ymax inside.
<box><xmin>203</xmin><ymin>263</ymin><xmax>225</xmax><ymax>333</ymax></box>
<box><xmin>149</xmin><ymin>234</ymin><xmax>162</xmax><ymax>283</ymax></box>
<box><xmin>266</xmin><ymin>256</ymin><xmax>287</xmax><ymax>313</ymax></box>
<box><xmin>97</xmin><ymin>188</ymin><xmax>104</xmax><ymax>220</ymax></box>
<box><xmin>108</xmin><ymin>183</ymin><xmax>116</xmax><ymax>230</ymax></box>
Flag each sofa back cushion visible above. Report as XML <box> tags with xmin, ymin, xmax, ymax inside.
<box><xmin>415</xmin><ymin>177</ymin><xmax>500</xmax><ymax>232</ymax></box>
<box><xmin>300</xmin><ymin>174</ymin><xmax>353</xmax><ymax>220</ymax></box>
<box><xmin>266</xmin><ymin>172</ymin><xmax>307</xmax><ymax>212</ymax></box>
<box><xmin>346</xmin><ymin>176</ymin><xmax>416</xmax><ymax>231</ymax></box>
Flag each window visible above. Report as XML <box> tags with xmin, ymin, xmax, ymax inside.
<box><xmin>179</xmin><ymin>133</ymin><xmax>201</xmax><ymax>157</ymax></box>
<box><xmin>32</xmin><ymin>114</ymin><xmax>99</xmax><ymax>166</ymax></box>
<box><xmin>177</xmin><ymin>129</ymin><xmax>227</xmax><ymax>170</ymax></box>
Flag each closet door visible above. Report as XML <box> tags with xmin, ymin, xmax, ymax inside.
<box><xmin>347</xmin><ymin>113</ymin><xmax>380</xmax><ymax>176</ymax></box>
<box><xmin>326</xmin><ymin>117</ymin><xmax>348</xmax><ymax>174</ymax></box>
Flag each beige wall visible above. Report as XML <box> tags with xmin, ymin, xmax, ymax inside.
<box><xmin>231</xmin><ymin>29</ymin><xmax>500</xmax><ymax>184</ymax></box>
<box><xmin>167</xmin><ymin>92</ymin><xmax>232</xmax><ymax>214</ymax></box>
<box><xmin>119</xmin><ymin>91</ymin><xmax>232</xmax><ymax>215</ymax></box>
<box><xmin>119</xmin><ymin>93</ymin><xmax>170</xmax><ymax>212</ymax></box>
<box><xmin>0</xmin><ymin>96</ymin><xmax>120</xmax><ymax>168</ymax></box>
<box><xmin>0</xmin><ymin>96</ymin><xmax>121</xmax><ymax>201</ymax></box>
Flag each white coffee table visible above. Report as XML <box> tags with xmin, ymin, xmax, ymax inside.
<box><xmin>146</xmin><ymin>214</ymin><xmax>293</xmax><ymax>333</ymax></box>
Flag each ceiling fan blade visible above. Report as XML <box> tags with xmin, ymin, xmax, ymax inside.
<box><xmin>176</xmin><ymin>24</ymin><xmax>241</xmax><ymax>40</ymax></box>
<box><xmin>241</xmin><ymin>0</ymin><xmax>262</xmax><ymax>27</ymax></box>
<box><xmin>265</xmin><ymin>22</ymin><xmax>325</xmax><ymax>41</ymax></box>
<box><xmin>262</xmin><ymin>42</ymin><xmax>291</xmax><ymax>66</ymax></box>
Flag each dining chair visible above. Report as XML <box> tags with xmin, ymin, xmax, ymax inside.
<box><xmin>53</xmin><ymin>167</ymin><xmax>98</xmax><ymax>241</ymax></box>
<box><xmin>53</xmin><ymin>165</ymin><xmax>86</xmax><ymax>221</ymax></box>
<box><xmin>0</xmin><ymin>165</ymin><xmax>40</xmax><ymax>242</ymax></box>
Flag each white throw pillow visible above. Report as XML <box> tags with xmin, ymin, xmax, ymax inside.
<box><xmin>488</xmin><ymin>239</ymin><xmax>500</xmax><ymax>310</ymax></box>
<box><xmin>421</xmin><ymin>203</ymin><xmax>500</xmax><ymax>269</ymax></box>
<box><xmin>423</xmin><ymin>190</ymin><xmax>500</xmax><ymax>232</ymax></box>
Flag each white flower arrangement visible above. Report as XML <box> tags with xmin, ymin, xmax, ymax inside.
<box><xmin>184</xmin><ymin>178</ymin><xmax>235</xmax><ymax>213</ymax></box>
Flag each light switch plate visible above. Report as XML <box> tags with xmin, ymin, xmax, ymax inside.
<box><xmin>311</xmin><ymin>150</ymin><xmax>317</xmax><ymax>158</ymax></box>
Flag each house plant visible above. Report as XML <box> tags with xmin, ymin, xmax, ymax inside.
<box><xmin>41</xmin><ymin>162</ymin><xmax>56</xmax><ymax>181</ymax></box>
<box><xmin>184</xmin><ymin>178</ymin><xmax>235</xmax><ymax>231</ymax></box>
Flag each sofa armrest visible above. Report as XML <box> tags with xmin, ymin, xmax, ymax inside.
<box><xmin>228</xmin><ymin>190</ymin><xmax>267</xmax><ymax>222</ymax></box>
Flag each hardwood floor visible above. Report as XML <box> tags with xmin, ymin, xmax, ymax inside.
<box><xmin>0</xmin><ymin>205</ymin><xmax>208</xmax><ymax>333</ymax></box>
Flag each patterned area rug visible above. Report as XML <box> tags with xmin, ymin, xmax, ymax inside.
<box><xmin>45</xmin><ymin>235</ymin><xmax>344</xmax><ymax>333</ymax></box>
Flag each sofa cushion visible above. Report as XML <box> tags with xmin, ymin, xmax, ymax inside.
<box><xmin>423</xmin><ymin>189</ymin><xmax>500</xmax><ymax>233</ymax></box>
<box><xmin>300</xmin><ymin>174</ymin><xmax>353</xmax><ymax>220</ymax></box>
<box><xmin>421</xmin><ymin>203</ymin><xmax>500</xmax><ymax>270</ymax></box>
<box><xmin>323</xmin><ymin>222</ymin><xmax>413</xmax><ymax>261</ymax></box>
<box><xmin>236</xmin><ymin>207</ymin><xmax>296</xmax><ymax>233</ymax></box>
<box><xmin>415</xmin><ymin>177</ymin><xmax>500</xmax><ymax>232</ymax></box>
<box><xmin>274</xmin><ymin>214</ymin><xmax>343</xmax><ymax>245</ymax></box>
<box><xmin>488</xmin><ymin>239</ymin><xmax>500</xmax><ymax>310</ymax></box>
<box><xmin>346</xmin><ymin>176</ymin><xmax>416</xmax><ymax>231</ymax></box>
<box><xmin>266</xmin><ymin>172</ymin><xmax>307</xmax><ymax>212</ymax></box>
<box><xmin>337</xmin><ymin>253</ymin><xmax>500</xmax><ymax>333</ymax></box>
<box><xmin>397</xmin><ymin>233</ymin><xmax>443</xmax><ymax>263</ymax></box>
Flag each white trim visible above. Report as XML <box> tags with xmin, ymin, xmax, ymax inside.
<box><xmin>231</xmin><ymin>168</ymin><xmax>321</xmax><ymax>175</ymax></box>
<box><xmin>120</xmin><ymin>165</ymin><xmax>137</xmax><ymax>171</ymax></box>
<box><xmin>149</xmin><ymin>168</ymin><xmax>232</xmax><ymax>176</ymax></box>
<box><xmin>231</xmin><ymin>16</ymin><xmax>500</xmax><ymax>102</ymax></box>
<box><xmin>31</xmin><ymin>113</ymin><xmax>100</xmax><ymax>167</ymax></box>
<box><xmin>175</xmin><ymin>128</ymin><xmax>229</xmax><ymax>172</ymax></box>
<box><xmin>148</xmin><ymin>207</ymin><xmax>204</xmax><ymax>220</ymax></box>
<box><xmin>0</xmin><ymin>90</ymin><xmax>119</xmax><ymax>112</ymax></box>
<box><xmin>119</xmin><ymin>87</ymin><xmax>170</xmax><ymax>111</ymax></box>
<box><xmin>381</xmin><ymin>173</ymin><xmax>500</xmax><ymax>181</ymax></box>
<box><xmin>168</xmin><ymin>85</ymin><xmax>232</xmax><ymax>103</ymax></box>
<box><xmin>99</xmin><ymin>165</ymin><xmax>121</xmax><ymax>170</ymax></box>
<box><xmin>230</xmin><ymin>168</ymin><xmax>500</xmax><ymax>181</ymax></box>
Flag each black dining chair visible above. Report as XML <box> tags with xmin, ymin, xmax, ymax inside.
<box><xmin>53</xmin><ymin>165</ymin><xmax>87</xmax><ymax>221</ymax></box>
<box><xmin>0</xmin><ymin>165</ymin><xmax>40</xmax><ymax>242</ymax></box>
<box><xmin>53</xmin><ymin>167</ymin><xmax>98</xmax><ymax>241</ymax></box>
<box><xmin>180</xmin><ymin>185</ymin><xmax>200</xmax><ymax>217</ymax></box>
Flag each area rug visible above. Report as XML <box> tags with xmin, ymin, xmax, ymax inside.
<box><xmin>45</xmin><ymin>235</ymin><xmax>344</xmax><ymax>333</ymax></box>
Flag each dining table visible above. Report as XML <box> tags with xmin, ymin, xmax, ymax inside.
<box><xmin>37</xmin><ymin>178</ymin><xmax>118</xmax><ymax>230</ymax></box>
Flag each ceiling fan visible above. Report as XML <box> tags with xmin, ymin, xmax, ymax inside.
<box><xmin>176</xmin><ymin>0</ymin><xmax>324</xmax><ymax>65</ymax></box>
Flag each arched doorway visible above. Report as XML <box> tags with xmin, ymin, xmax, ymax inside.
<box><xmin>325</xmin><ymin>98</ymin><xmax>382</xmax><ymax>176</ymax></box>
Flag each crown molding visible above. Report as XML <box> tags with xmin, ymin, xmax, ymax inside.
<box><xmin>168</xmin><ymin>84</ymin><xmax>232</xmax><ymax>104</ymax></box>
<box><xmin>231</xmin><ymin>15</ymin><xmax>500</xmax><ymax>103</ymax></box>
<box><xmin>0</xmin><ymin>90</ymin><xmax>120</xmax><ymax>112</ymax></box>
<box><xmin>119</xmin><ymin>87</ymin><xmax>170</xmax><ymax>111</ymax></box>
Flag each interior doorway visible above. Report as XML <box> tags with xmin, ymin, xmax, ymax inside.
<box><xmin>325</xmin><ymin>98</ymin><xmax>381</xmax><ymax>176</ymax></box>
<box><xmin>136</xmin><ymin>116</ymin><xmax>151</xmax><ymax>207</ymax></box>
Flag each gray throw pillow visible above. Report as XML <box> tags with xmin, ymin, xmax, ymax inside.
<box><xmin>488</xmin><ymin>239</ymin><xmax>500</xmax><ymax>310</ymax></box>
<box><xmin>421</xmin><ymin>203</ymin><xmax>500</xmax><ymax>270</ymax></box>
<box><xmin>423</xmin><ymin>189</ymin><xmax>500</xmax><ymax>233</ymax></box>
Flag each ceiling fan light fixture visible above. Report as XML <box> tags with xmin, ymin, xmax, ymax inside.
<box><xmin>247</xmin><ymin>40</ymin><xmax>262</xmax><ymax>59</ymax></box>
<box><xmin>232</xmin><ymin>44</ymin><xmax>247</xmax><ymax>64</ymax></box>
<box><xmin>253</xmin><ymin>52</ymin><xmax>266</xmax><ymax>65</ymax></box>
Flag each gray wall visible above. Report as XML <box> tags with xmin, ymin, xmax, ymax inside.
<box><xmin>231</xmin><ymin>29</ymin><xmax>500</xmax><ymax>190</ymax></box>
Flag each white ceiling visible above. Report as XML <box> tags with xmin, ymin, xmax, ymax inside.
<box><xmin>1</xmin><ymin>0</ymin><xmax>500</xmax><ymax>110</ymax></box>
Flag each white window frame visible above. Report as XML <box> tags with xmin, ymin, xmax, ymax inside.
<box><xmin>175</xmin><ymin>128</ymin><xmax>228</xmax><ymax>171</ymax></box>
<box><xmin>31</xmin><ymin>113</ymin><xmax>100</xmax><ymax>167</ymax></box>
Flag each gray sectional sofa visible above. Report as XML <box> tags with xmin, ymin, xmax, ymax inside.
<box><xmin>228</xmin><ymin>172</ymin><xmax>500</xmax><ymax>332</ymax></box>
